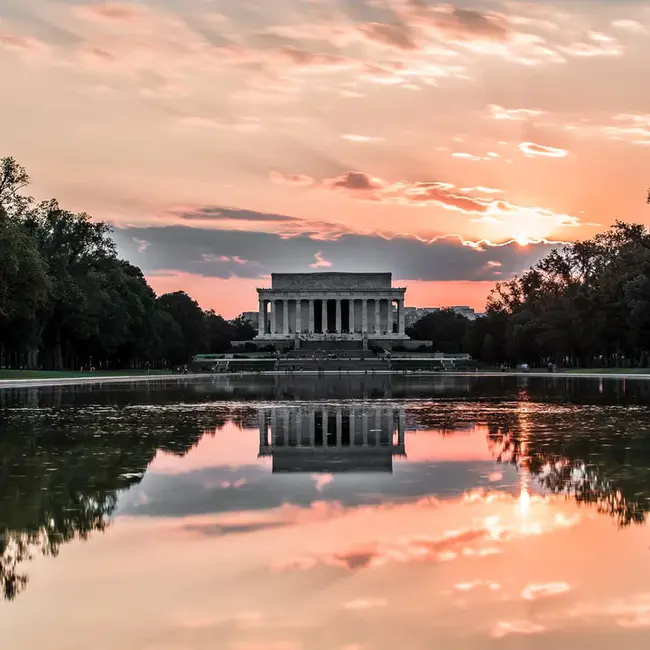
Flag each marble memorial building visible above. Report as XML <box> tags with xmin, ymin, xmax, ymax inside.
<box><xmin>258</xmin><ymin>404</ymin><xmax>407</xmax><ymax>473</ymax></box>
<box><xmin>255</xmin><ymin>272</ymin><xmax>407</xmax><ymax>341</ymax></box>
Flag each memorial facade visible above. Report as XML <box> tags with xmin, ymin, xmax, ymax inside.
<box><xmin>258</xmin><ymin>404</ymin><xmax>406</xmax><ymax>473</ymax></box>
<box><xmin>255</xmin><ymin>272</ymin><xmax>407</xmax><ymax>341</ymax></box>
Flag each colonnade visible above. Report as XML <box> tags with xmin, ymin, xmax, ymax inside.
<box><xmin>257</xmin><ymin>295</ymin><xmax>406</xmax><ymax>338</ymax></box>
<box><xmin>258</xmin><ymin>405</ymin><xmax>406</xmax><ymax>451</ymax></box>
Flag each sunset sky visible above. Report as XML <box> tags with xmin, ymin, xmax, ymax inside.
<box><xmin>2</xmin><ymin>0</ymin><xmax>650</xmax><ymax>316</ymax></box>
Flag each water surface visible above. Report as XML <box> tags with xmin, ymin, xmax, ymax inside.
<box><xmin>2</xmin><ymin>375</ymin><xmax>650</xmax><ymax>649</ymax></box>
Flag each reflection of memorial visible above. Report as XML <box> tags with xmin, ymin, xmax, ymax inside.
<box><xmin>258</xmin><ymin>404</ymin><xmax>406</xmax><ymax>473</ymax></box>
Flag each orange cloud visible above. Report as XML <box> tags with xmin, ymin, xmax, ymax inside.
<box><xmin>519</xmin><ymin>142</ymin><xmax>568</xmax><ymax>158</ymax></box>
<box><xmin>268</xmin><ymin>172</ymin><xmax>315</xmax><ymax>186</ymax></box>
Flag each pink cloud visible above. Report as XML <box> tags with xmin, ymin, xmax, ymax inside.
<box><xmin>561</xmin><ymin>32</ymin><xmax>623</xmax><ymax>57</ymax></box>
<box><xmin>0</xmin><ymin>32</ymin><xmax>47</xmax><ymax>54</ymax></box>
<box><xmin>268</xmin><ymin>172</ymin><xmax>315</xmax><ymax>186</ymax></box>
<box><xmin>519</xmin><ymin>142</ymin><xmax>568</xmax><ymax>158</ymax></box>
<box><xmin>76</xmin><ymin>2</ymin><xmax>145</xmax><ymax>22</ymax></box>
<box><xmin>357</xmin><ymin>22</ymin><xmax>419</xmax><ymax>50</ymax></box>
<box><xmin>326</xmin><ymin>171</ymin><xmax>387</xmax><ymax>192</ymax></box>
<box><xmin>309</xmin><ymin>252</ymin><xmax>332</xmax><ymax>269</ymax></box>
<box><xmin>408</xmin><ymin>5</ymin><xmax>511</xmax><ymax>42</ymax></box>
<box><xmin>488</xmin><ymin>104</ymin><xmax>544</xmax><ymax>121</ymax></box>
<box><xmin>341</xmin><ymin>134</ymin><xmax>385</xmax><ymax>143</ymax></box>
<box><xmin>276</xmin><ymin>45</ymin><xmax>354</xmax><ymax>69</ymax></box>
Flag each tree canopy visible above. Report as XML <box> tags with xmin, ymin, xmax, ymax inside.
<box><xmin>0</xmin><ymin>157</ymin><xmax>254</xmax><ymax>370</ymax></box>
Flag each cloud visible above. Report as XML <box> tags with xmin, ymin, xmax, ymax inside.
<box><xmin>488</xmin><ymin>105</ymin><xmax>544</xmax><ymax>121</ymax></box>
<box><xmin>611</xmin><ymin>19</ymin><xmax>647</xmax><ymax>34</ymax></box>
<box><xmin>269</xmin><ymin>172</ymin><xmax>316</xmax><ymax>186</ymax></box>
<box><xmin>309</xmin><ymin>252</ymin><xmax>332</xmax><ymax>269</ymax></box>
<box><xmin>326</xmin><ymin>171</ymin><xmax>386</xmax><ymax>191</ymax></box>
<box><xmin>560</xmin><ymin>32</ymin><xmax>623</xmax><ymax>57</ymax></box>
<box><xmin>341</xmin><ymin>134</ymin><xmax>385</xmax><ymax>143</ymax></box>
<box><xmin>0</xmin><ymin>32</ymin><xmax>47</xmax><ymax>54</ymax></box>
<box><xmin>176</xmin><ymin>207</ymin><xmax>301</xmax><ymax>223</ymax></box>
<box><xmin>76</xmin><ymin>2</ymin><xmax>145</xmax><ymax>22</ymax></box>
<box><xmin>408</xmin><ymin>5</ymin><xmax>511</xmax><ymax>42</ymax></box>
<box><xmin>491</xmin><ymin>620</ymin><xmax>545</xmax><ymax>638</ymax></box>
<box><xmin>342</xmin><ymin>598</ymin><xmax>387</xmax><ymax>611</ymax></box>
<box><xmin>356</xmin><ymin>22</ymin><xmax>419</xmax><ymax>50</ymax></box>
<box><xmin>112</xmin><ymin>222</ymin><xmax>557</xmax><ymax>284</ymax></box>
<box><xmin>275</xmin><ymin>45</ymin><xmax>354</xmax><ymax>70</ymax></box>
<box><xmin>132</xmin><ymin>238</ymin><xmax>150</xmax><ymax>253</ymax></box>
<box><xmin>521</xmin><ymin>582</ymin><xmax>571</xmax><ymax>601</ymax></box>
<box><xmin>451</xmin><ymin>152</ymin><xmax>493</xmax><ymax>162</ymax></box>
<box><xmin>519</xmin><ymin>142</ymin><xmax>568</xmax><ymax>158</ymax></box>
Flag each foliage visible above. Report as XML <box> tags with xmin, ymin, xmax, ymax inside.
<box><xmin>0</xmin><ymin>157</ymin><xmax>253</xmax><ymax>370</ymax></box>
<box><xmin>405</xmin><ymin>222</ymin><xmax>650</xmax><ymax>368</ymax></box>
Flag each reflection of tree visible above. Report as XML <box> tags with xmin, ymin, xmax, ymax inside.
<box><xmin>0</xmin><ymin>405</ymin><xmax>213</xmax><ymax>602</ymax></box>
<box><xmin>5</xmin><ymin>376</ymin><xmax>650</xmax><ymax>599</ymax></box>
<box><xmin>483</xmin><ymin>407</ymin><xmax>650</xmax><ymax>527</ymax></box>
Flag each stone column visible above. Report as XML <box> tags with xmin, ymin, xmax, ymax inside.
<box><xmin>322</xmin><ymin>405</ymin><xmax>328</xmax><ymax>443</ymax></box>
<box><xmin>350</xmin><ymin>407</ymin><xmax>355</xmax><ymax>444</ymax></box>
<box><xmin>270</xmin><ymin>300</ymin><xmax>277</xmax><ymax>335</ymax></box>
<box><xmin>375</xmin><ymin>299</ymin><xmax>381</xmax><ymax>335</ymax></box>
<box><xmin>349</xmin><ymin>299</ymin><xmax>355</xmax><ymax>334</ymax></box>
<box><xmin>259</xmin><ymin>410</ymin><xmax>267</xmax><ymax>448</ymax></box>
<box><xmin>258</xmin><ymin>299</ymin><xmax>265</xmax><ymax>337</ymax></box>
<box><xmin>295</xmin><ymin>298</ymin><xmax>302</xmax><ymax>335</ymax></box>
<box><xmin>335</xmin><ymin>299</ymin><xmax>342</xmax><ymax>333</ymax></box>
<box><xmin>283</xmin><ymin>299</ymin><xmax>289</xmax><ymax>335</ymax></box>
<box><xmin>362</xmin><ymin>409</ymin><xmax>368</xmax><ymax>445</ymax></box>
<box><xmin>309</xmin><ymin>409</ymin><xmax>315</xmax><ymax>446</ymax></box>
<box><xmin>308</xmin><ymin>299</ymin><xmax>315</xmax><ymax>333</ymax></box>
<box><xmin>283</xmin><ymin>408</ymin><xmax>289</xmax><ymax>446</ymax></box>
<box><xmin>387</xmin><ymin>299</ymin><xmax>394</xmax><ymax>334</ymax></box>
<box><xmin>271</xmin><ymin>408</ymin><xmax>277</xmax><ymax>444</ymax></box>
<box><xmin>374</xmin><ymin>409</ymin><xmax>381</xmax><ymax>445</ymax></box>
<box><xmin>398</xmin><ymin>299</ymin><xmax>405</xmax><ymax>335</ymax></box>
<box><xmin>362</xmin><ymin>298</ymin><xmax>368</xmax><ymax>333</ymax></box>
<box><xmin>322</xmin><ymin>299</ymin><xmax>328</xmax><ymax>334</ymax></box>
<box><xmin>336</xmin><ymin>408</ymin><xmax>342</xmax><ymax>446</ymax></box>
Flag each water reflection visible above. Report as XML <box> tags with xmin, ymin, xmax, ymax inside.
<box><xmin>258</xmin><ymin>405</ymin><xmax>406</xmax><ymax>473</ymax></box>
<box><xmin>3</xmin><ymin>376</ymin><xmax>650</xmax><ymax>623</ymax></box>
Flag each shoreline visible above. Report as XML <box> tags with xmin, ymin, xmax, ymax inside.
<box><xmin>1</xmin><ymin>369</ymin><xmax>649</xmax><ymax>390</ymax></box>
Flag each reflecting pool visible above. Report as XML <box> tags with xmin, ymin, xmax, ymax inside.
<box><xmin>3</xmin><ymin>375</ymin><xmax>650</xmax><ymax>649</ymax></box>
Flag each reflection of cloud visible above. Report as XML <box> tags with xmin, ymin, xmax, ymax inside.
<box><xmin>342</xmin><ymin>598</ymin><xmax>387</xmax><ymax>611</ymax></box>
<box><xmin>519</xmin><ymin>142</ymin><xmax>568</xmax><ymax>158</ymax></box>
<box><xmin>521</xmin><ymin>582</ymin><xmax>571</xmax><ymax>601</ymax></box>
<box><xmin>272</xmin><ymin>490</ymin><xmax>582</xmax><ymax>574</ymax></box>
<box><xmin>312</xmin><ymin>474</ymin><xmax>333</xmax><ymax>491</ymax></box>
<box><xmin>491</xmin><ymin>620</ymin><xmax>545</xmax><ymax>638</ymax></box>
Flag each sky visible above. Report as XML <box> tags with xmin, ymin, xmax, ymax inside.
<box><xmin>2</xmin><ymin>0</ymin><xmax>650</xmax><ymax>316</ymax></box>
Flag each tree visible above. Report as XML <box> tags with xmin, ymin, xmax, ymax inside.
<box><xmin>0</xmin><ymin>156</ymin><xmax>244</xmax><ymax>370</ymax></box>
<box><xmin>406</xmin><ymin>309</ymin><xmax>470</xmax><ymax>354</ymax></box>
<box><xmin>157</xmin><ymin>291</ymin><xmax>206</xmax><ymax>362</ymax></box>
<box><xmin>231</xmin><ymin>314</ymin><xmax>256</xmax><ymax>341</ymax></box>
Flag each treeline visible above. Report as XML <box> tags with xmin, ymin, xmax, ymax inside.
<box><xmin>409</xmin><ymin>221</ymin><xmax>650</xmax><ymax>368</ymax></box>
<box><xmin>0</xmin><ymin>158</ymin><xmax>254</xmax><ymax>370</ymax></box>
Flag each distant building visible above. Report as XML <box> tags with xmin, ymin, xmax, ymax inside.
<box><xmin>240</xmin><ymin>311</ymin><xmax>259</xmax><ymax>329</ymax></box>
<box><xmin>404</xmin><ymin>305</ymin><xmax>482</xmax><ymax>328</ymax></box>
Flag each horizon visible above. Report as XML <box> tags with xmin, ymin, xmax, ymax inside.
<box><xmin>2</xmin><ymin>0</ymin><xmax>650</xmax><ymax>317</ymax></box>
